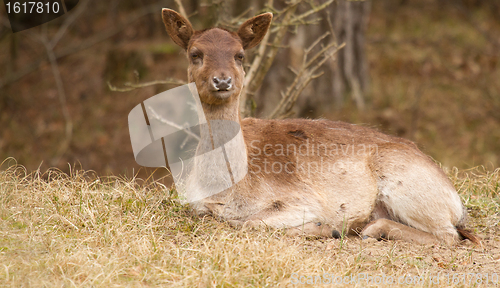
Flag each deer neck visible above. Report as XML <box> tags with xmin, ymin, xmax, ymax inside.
<box><xmin>194</xmin><ymin>96</ymin><xmax>248</xmax><ymax>189</ymax></box>
<box><xmin>198</xmin><ymin>97</ymin><xmax>242</xmax><ymax>147</ymax></box>
<box><xmin>198</xmin><ymin>97</ymin><xmax>245</xmax><ymax>146</ymax></box>
<box><xmin>201</xmin><ymin>99</ymin><xmax>241</xmax><ymax>123</ymax></box>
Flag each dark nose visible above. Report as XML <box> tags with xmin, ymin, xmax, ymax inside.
<box><xmin>212</xmin><ymin>76</ymin><xmax>232</xmax><ymax>91</ymax></box>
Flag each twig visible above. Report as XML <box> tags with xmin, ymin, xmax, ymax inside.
<box><xmin>50</xmin><ymin>0</ymin><xmax>90</xmax><ymax>49</ymax></box>
<box><xmin>325</xmin><ymin>10</ymin><xmax>339</xmax><ymax>48</ymax></box>
<box><xmin>39</xmin><ymin>32</ymin><xmax>73</xmax><ymax>166</ymax></box>
<box><xmin>108</xmin><ymin>78</ymin><xmax>187</xmax><ymax>92</ymax></box>
<box><xmin>174</xmin><ymin>0</ymin><xmax>189</xmax><ymax>20</ymax></box>
<box><xmin>267</xmin><ymin>0</ymin><xmax>334</xmax><ymax>33</ymax></box>
<box><xmin>288</xmin><ymin>0</ymin><xmax>335</xmax><ymax>26</ymax></box>
<box><xmin>146</xmin><ymin>106</ymin><xmax>200</xmax><ymax>141</ymax></box>
<box><xmin>239</xmin><ymin>23</ymin><xmax>271</xmax><ymax>114</ymax></box>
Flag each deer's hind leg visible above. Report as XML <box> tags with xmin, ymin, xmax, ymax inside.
<box><xmin>361</xmin><ymin>218</ymin><xmax>440</xmax><ymax>245</ymax></box>
<box><xmin>368</xmin><ymin>147</ymin><xmax>465</xmax><ymax>245</ymax></box>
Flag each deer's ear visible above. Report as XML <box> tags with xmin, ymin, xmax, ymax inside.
<box><xmin>237</xmin><ymin>12</ymin><xmax>273</xmax><ymax>50</ymax></box>
<box><xmin>162</xmin><ymin>8</ymin><xmax>194</xmax><ymax>50</ymax></box>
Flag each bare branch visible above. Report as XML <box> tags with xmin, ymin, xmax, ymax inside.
<box><xmin>108</xmin><ymin>78</ymin><xmax>187</xmax><ymax>92</ymax></box>
<box><xmin>325</xmin><ymin>10</ymin><xmax>339</xmax><ymax>47</ymax></box>
<box><xmin>0</xmin><ymin>4</ymin><xmax>162</xmax><ymax>89</ymax></box>
<box><xmin>239</xmin><ymin>26</ymin><xmax>271</xmax><ymax>113</ymax></box>
<box><xmin>50</xmin><ymin>0</ymin><xmax>90</xmax><ymax>49</ymax></box>
<box><xmin>174</xmin><ymin>0</ymin><xmax>189</xmax><ymax>20</ymax></box>
<box><xmin>267</xmin><ymin>37</ymin><xmax>345</xmax><ymax>119</ymax></box>
<box><xmin>39</xmin><ymin>32</ymin><xmax>73</xmax><ymax>166</ymax></box>
<box><xmin>239</xmin><ymin>0</ymin><xmax>336</xmax><ymax>117</ymax></box>
<box><xmin>289</xmin><ymin>0</ymin><xmax>335</xmax><ymax>26</ymax></box>
<box><xmin>147</xmin><ymin>106</ymin><xmax>200</xmax><ymax>141</ymax></box>
<box><xmin>240</xmin><ymin>1</ymin><xmax>300</xmax><ymax>117</ymax></box>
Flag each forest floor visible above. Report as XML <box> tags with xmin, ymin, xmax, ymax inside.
<box><xmin>0</xmin><ymin>164</ymin><xmax>499</xmax><ymax>287</ymax></box>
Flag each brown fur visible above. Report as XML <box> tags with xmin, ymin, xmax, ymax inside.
<box><xmin>161</xmin><ymin>9</ymin><xmax>480</xmax><ymax>246</ymax></box>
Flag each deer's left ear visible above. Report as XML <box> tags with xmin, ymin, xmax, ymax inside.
<box><xmin>237</xmin><ymin>12</ymin><xmax>273</xmax><ymax>50</ymax></box>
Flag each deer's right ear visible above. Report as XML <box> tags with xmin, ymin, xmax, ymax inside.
<box><xmin>162</xmin><ymin>8</ymin><xmax>194</xmax><ymax>50</ymax></box>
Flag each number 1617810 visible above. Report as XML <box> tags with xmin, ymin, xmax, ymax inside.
<box><xmin>6</xmin><ymin>2</ymin><xmax>60</xmax><ymax>14</ymax></box>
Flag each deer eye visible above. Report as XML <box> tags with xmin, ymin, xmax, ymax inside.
<box><xmin>190</xmin><ymin>52</ymin><xmax>202</xmax><ymax>61</ymax></box>
<box><xmin>235</xmin><ymin>53</ymin><xmax>245</xmax><ymax>61</ymax></box>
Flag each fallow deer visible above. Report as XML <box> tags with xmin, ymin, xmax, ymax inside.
<box><xmin>161</xmin><ymin>8</ymin><xmax>480</xmax><ymax>245</ymax></box>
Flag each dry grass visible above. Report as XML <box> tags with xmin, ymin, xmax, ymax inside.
<box><xmin>0</xmin><ymin>159</ymin><xmax>499</xmax><ymax>287</ymax></box>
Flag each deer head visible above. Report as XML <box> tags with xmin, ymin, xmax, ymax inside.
<box><xmin>162</xmin><ymin>9</ymin><xmax>272</xmax><ymax>107</ymax></box>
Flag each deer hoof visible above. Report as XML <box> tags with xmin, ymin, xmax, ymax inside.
<box><xmin>332</xmin><ymin>230</ymin><xmax>341</xmax><ymax>239</ymax></box>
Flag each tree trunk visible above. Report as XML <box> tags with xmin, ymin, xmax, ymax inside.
<box><xmin>331</xmin><ymin>0</ymin><xmax>371</xmax><ymax>111</ymax></box>
<box><xmin>304</xmin><ymin>0</ymin><xmax>371</xmax><ymax>114</ymax></box>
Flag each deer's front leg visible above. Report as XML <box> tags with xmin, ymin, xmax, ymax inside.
<box><xmin>226</xmin><ymin>204</ymin><xmax>341</xmax><ymax>238</ymax></box>
<box><xmin>228</xmin><ymin>219</ymin><xmax>340</xmax><ymax>238</ymax></box>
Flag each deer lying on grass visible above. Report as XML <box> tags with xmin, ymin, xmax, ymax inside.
<box><xmin>161</xmin><ymin>8</ymin><xmax>480</xmax><ymax>245</ymax></box>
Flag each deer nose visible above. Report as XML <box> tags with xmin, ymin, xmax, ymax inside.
<box><xmin>212</xmin><ymin>76</ymin><xmax>232</xmax><ymax>91</ymax></box>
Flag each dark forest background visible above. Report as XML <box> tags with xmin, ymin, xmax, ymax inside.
<box><xmin>1</xmin><ymin>0</ymin><xmax>499</xmax><ymax>180</ymax></box>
